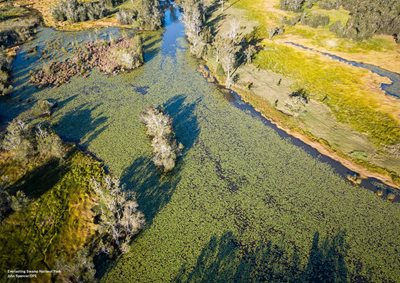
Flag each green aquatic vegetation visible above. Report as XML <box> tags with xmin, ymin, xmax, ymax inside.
<box><xmin>1</xmin><ymin>12</ymin><xmax>400</xmax><ymax>283</ymax></box>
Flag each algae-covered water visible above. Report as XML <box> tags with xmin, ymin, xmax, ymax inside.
<box><xmin>1</xmin><ymin>4</ymin><xmax>400</xmax><ymax>282</ymax></box>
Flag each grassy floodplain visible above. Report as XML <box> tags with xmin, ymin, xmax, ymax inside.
<box><xmin>0</xmin><ymin>151</ymin><xmax>104</xmax><ymax>279</ymax></box>
<box><xmin>207</xmin><ymin>0</ymin><xmax>400</xmax><ymax>185</ymax></box>
<box><xmin>0</xmin><ymin>2</ymin><xmax>399</xmax><ymax>282</ymax></box>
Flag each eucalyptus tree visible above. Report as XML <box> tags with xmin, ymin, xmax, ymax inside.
<box><xmin>137</xmin><ymin>0</ymin><xmax>162</xmax><ymax>30</ymax></box>
<box><xmin>213</xmin><ymin>21</ymin><xmax>243</xmax><ymax>87</ymax></box>
<box><xmin>181</xmin><ymin>0</ymin><xmax>207</xmax><ymax>57</ymax></box>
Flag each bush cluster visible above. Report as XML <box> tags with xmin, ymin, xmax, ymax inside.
<box><xmin>1</xmin><ymin>118</ymin><xmax>65</xmax><ymax>161</ymax></box>
<box><xmin>137</xmin><ymin>0</ymin><xmax>162</xmax><ymax>30</ymax></box>
<box><xmin>280</xmin><ymin>0</ymin><xmax>400</xmax><ymax>40</ymax></box>
<box><xmin>140</xmin><ymin>106</ymin><xmax>184</xmax><ymax>172</ymax></box>
<box><xmin>318</xmin><ymin>0</ymin><xmax>341</xmax><ymax>9</ymax></box>
<box><xmin>116</xmin><ymin>8</ymin><xmax>138</xmax><ymax>25</ymax></box>
<box><xmin>30</xmin><ymin>36</ymin><xmax>144</xmax><ymax>87</ymax></box>
<box><xmin>52</xmin><ymin>0</ymin><xmax>112</xmax><ymax>23</ymax></box>
<box><xmin>0</xmin><ymin>51</ymin><xmax>12</xmax><ymax>96</ymax></box>
<box><xmin>280</xmin><ymin>0</ymin><xmax>305</xmax><ymax>12</ymax></box>
<box><xmin>301</xmin><ymin>13</ymin><xmax>330</xmax><ymax>28</ymax></box>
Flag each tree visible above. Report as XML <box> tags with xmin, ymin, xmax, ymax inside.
<box><xmin>181</xmin><ymin>0</ymin><xmax>207</xmax><ymax>58</ymax></box>
<box><xmin>91</xmin><ymin>176</ymin><xmax>145</xmax><ymax>253</ymax></box>
<box><xmin>2</xmin><ymin>119</ymin><xmax>32</xmax><ymax>160</ymax></box>
<box><xmin>137</xmin><ymin>0</ymin><xmax>162</xmax><ymax>30</ymax></box>
<box><xmin>140</xmin><ymin>106</ymin><xmax>184</xmax><ymax>172</ymax></box>
<box><xmin>213</xmin><ymin>21</ymin><xmax>243</xmax><ymax>87</ymax></box>
<box><xmin>219</xmin><ymin>0</ymin><xmax>225</xmax><ymax>12</ymax></box>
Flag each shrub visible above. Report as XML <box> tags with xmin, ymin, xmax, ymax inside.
<box><xmin>140</xmin><ymin>106</ymin><xmax>184</xmax><ymax>172</ymax></box>
<box><xmin>52</xmin><ymin>0</ymin><xmax>108</xmax><ymax>23</ymax></box>
<box><xmin>301</xmin><ymin>13</ymin><xmax>330</xmax><ymax>28</ymax></box>
<box><xmin>1</xmin><ymin>119</ymin><xmax>31</xmax><ymax>160</ymax></box>
<box><xmin>35</xmin><ymin>124</ymin><xmax>66</xmax><ymax>160</ymax></box>
<box><xmin>318</xmin><ymin>0</ymin><xmax>341</xmax><ymax>9</ymax></box>
<box><xmin>10</xmin><ymin>191</ymin><xmax>30</xmax><ymax>212</ymax></box>
<box><xmin>329</xmin><ymin>20</ymin><xmax>345</xmax><ymax>36</ymax></box>
<box><xmin>91</xmin><ymin>176</ymin><xmax>145</xmax><ymax>254</ymax></box>
<box><xmin>137</xmin><ymin>0</ymin><xmax>162</xmax><ymax>30</ymax></box>
<box><xmin>280</xmin><ymin>0</ymin><xmax>305</xmax><ymax>12</ymax></box>
<box><xmin>282</xmin><ymin>15</ymin><xmax>302</xmax><ymax>26</ymax></box>
<box><xmin>116</xmin><ymin>8</ymin><xmax>138</xmax><ymax>25</ymax></box>
<box><xmin>268</xmin><ymin>26</ymin><xmax>285</xmax><ymax>39</ymax></box>
<box><xmin>289</xmin><ymin>88</ymin><xmax>309</xmax><ymax>103</ymax></box>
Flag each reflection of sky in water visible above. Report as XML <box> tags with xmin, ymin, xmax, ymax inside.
<box><xmin>161</xmin><ymin>5</ymin><xmax>186</xmax><ymax>60</ymax></box>
<box><xmin>0</xmin><ymin>27</ymin><xmax>126</xmax><ymax>121</ymax></box>
<box><xmin>0</xmin><ymin>3</ymin><xmax>398</xmax><ymax>203</ymax></box>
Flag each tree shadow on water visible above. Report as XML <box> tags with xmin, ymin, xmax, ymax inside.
<box><xmin>174</xmin><ymin>231</ymin><xmax>355</xmax><ymax>283</ymax></box>
<box><xmin>121</xmin><ymin>156</ymin><xmax>181</xmax><ymax>225</ymax></box>
<box><xmin>120</xmin><ymin>96</ymin><xmax>200</xmax><ymax>224</ymax></box>
<box><xmin>163</xmin><ymin>95</ymin><xmax>201</xmax><ymax>155</ymax></box>
<box><xmin>55</xmin><ymin>103</ymin><xmax>108</xmax><ymax>148</ymax></box>
<box><xmin>143</xmin><ymin>34</ymin><xmax>162</xmax><ymax>63</ymax></box>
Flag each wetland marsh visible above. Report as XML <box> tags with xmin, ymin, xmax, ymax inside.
<box><xmin>1</xmin><ymin>2</ymin><xmax>400</xmax><ymax>282</ymax></box>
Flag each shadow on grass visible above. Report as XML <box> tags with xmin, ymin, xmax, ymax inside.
<box><xmin>174</xmin><ymin>231</ymin><xmax>358</xmax><ymax>282</ymax></box>
<box><xmin>10</xmin><ymin>157</ymin><xmax>69</xmax><ymax>199</ymax></box>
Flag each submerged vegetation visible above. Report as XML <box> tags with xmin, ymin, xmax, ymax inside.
<box><xmin>0</xmin><ymin>0</ymin><xmax>399</xmax><ymax>282</ymax></box>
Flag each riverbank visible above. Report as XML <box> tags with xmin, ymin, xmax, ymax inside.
<box><xmin>202</xmin><ymin>0</ymin><xmax>400</xmax><ymax>188</ymax></box>
<box><xmin>201</xmin><ymin>61</ymin><xmax>400</xmax><ymax>189</ymax></box>
<box><xmin>2</xmin><ymin>3</ymin><xmax>400</xmax><ymax>282</ymax></box>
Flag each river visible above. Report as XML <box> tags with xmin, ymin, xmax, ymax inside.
<box><xmin>1</xmin><ymin>3</ymin><xmax>400</xmax><ymax>282</ymax></box>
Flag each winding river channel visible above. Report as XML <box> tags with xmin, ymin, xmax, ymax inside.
<box><xmin>1</xmin><ymin>3</ymin><xmax>400</xmax><ymax>282</ymax></box>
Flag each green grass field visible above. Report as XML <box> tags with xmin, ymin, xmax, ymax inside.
<box><xmin>0</xmin><ymin>151</ymin><xmax>104</xmax><ymax>280</ymax></box>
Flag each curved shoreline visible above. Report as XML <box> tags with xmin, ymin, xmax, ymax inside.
<box><xmin>232</xmin><ymin>84</ymin><xmax>399</xmax><ymax>189</ymax></box>
<box><xmin>199</xmin><ymin>63</ymin><xmax>399</xmax><ymax>192</ymax></box>
<box><xmin>239</xmin><ymin>91</ymin><xmax>398</xmax><ymax>188</ymax></box>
